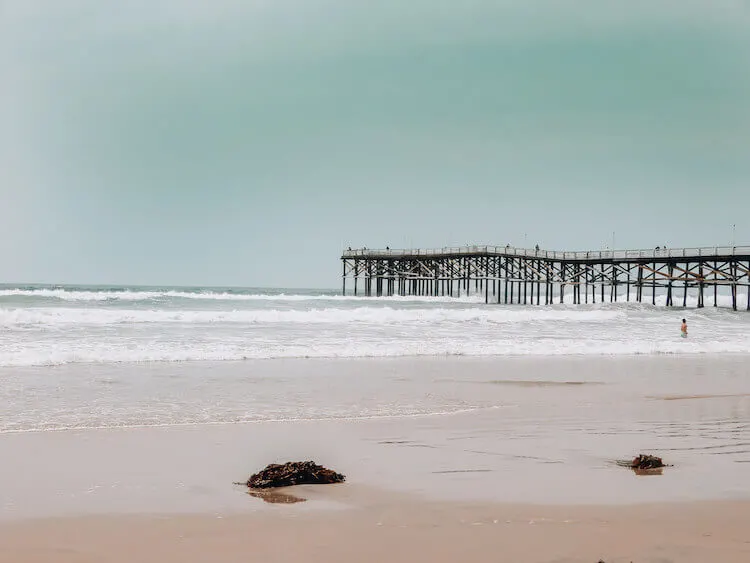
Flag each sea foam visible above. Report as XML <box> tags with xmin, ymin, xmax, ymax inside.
<box><xmin>0</xmin><ymin>285</ymin><xmax>747</xmax><ymax>367</ymax></box>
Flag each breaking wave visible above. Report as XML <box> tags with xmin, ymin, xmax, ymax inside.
<box><xmin>0</xmin><ymin>284</ymin><xmax>747</xmax><ymax>368</ymax></box>
<box><xmin>0</xmin><ymin>305</ymin><xmax>625</xmax><ymax>327</ymax></box>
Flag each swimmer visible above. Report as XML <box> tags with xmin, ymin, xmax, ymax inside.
<box><xmin>681</xmin><ymin>318</ymin><xmax>688</xmax><ymax>338</ymax></box>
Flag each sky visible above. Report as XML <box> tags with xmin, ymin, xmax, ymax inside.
<box><xmin>2</xmin><ymin>0</ymin><xmax>749</xmax><ymax>287</ymax></box>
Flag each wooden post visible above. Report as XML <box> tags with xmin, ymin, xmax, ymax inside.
<box><xmin>374</xmin><ymin>261</ymin><xmax>379</xmax><ymax>297</ymax></box>
<box><xmin>636</xmin><ymin>264</ymin><xmax>643</xmax><ymax>302</ymax></box>
<box><xmin>683</xmin><ymin>262</ymin><xmax>689</xmax><ymax>307</ymax></box>
<box><xmin>365</xmin><ymin>261</ymin><xmax>370</xmax><ymax>297</ymax></box>
<box><xmin>380</xmin><ymin>261</ymin><xmax>384</xmax><ymax>297</ymax></box>
<box><xmin>389</xmin><ymin>261</ymin><xmax>393</xmax><ymax>296</ymax></box>
<box><xmin>560</xmin><ymin>263</ymin><xmax>565</xmax><ymax>304</ymax></box>
<box><xmin>484</xmin><ymin>257</ymin><xmax>490</xmax><ymax>303</ymax></box>
<box><xmin>714</xmin><ymin>261</ymin><xmax>718</xmax><ymax>306</ymax></box>
<box><xmin>626</xmin><ymin>263</ymin><xmax>631</xmax><ymax>302</ymax></box>
<box><xmin>613</xmin><ymin>264</ymin><xmax>618</xmax><ymax>302</ymax></box>
<box><xmin>354</xmin><ymin>260</ymin><xmax>359</xmax><ymax>297</ymax></box>
<box><xmin>448</xmin><ymin>259</ymin><xmax>453</xmax><ymax>297</ymax></box>
<box><xmin>731</xmin><ymin>262</ymin><xmax>738</xmax><ymax>311</ymax></box>
<box><xmin>475</xmin><ymin>257</ymin><xmax>479</xmax><ymax>294</ymax></box>
<box><xmin>592</xmin><ymin>264</ymin><xmax>596</xmax><ymax>304</ymax></box>
<box><xmin>504</xmin><ymin>258</ymin><xmax>509</xmax><ymax>304</ymax></box>
<box><xmin>496</xmin><ymin>257</ymin><xmax>501</xmax><ymax>304</ymax></box>
<box><xmin>584</xmin><ymin>264</ymin><xmax>589</xmax><ymax>304</ymax></box>
<box><xmin>666</xmin><ymin>263</ymin><xmax>673</xmax><ymax>306</ymax></box>
<box><xmin>465</xmin><ymin>257</ymin><xmax>470</xmax><ymax>296</ymax></box>
<box><xmin>342</xmin><ymin>260</ymin><xmax>347</xmax><ymax>296</ymax></box>
<box><xmin>529</xmin><ymin>260</ymin><xmax>534</xmax><ymax>305</ymax></box>
<box><xmin>375</xmin><ymin>260</ymin><xmax>380</xmax><ymax>297</ymax></box>
<box><xmin>517</xmin><ymin>276</ymin><xmax>522</xmax><ymax>304</ymax></box>
<box><xmin>382</xmin><ymin>261</ymin><xmax>386</xmax><ymax>297</ymax></box>
<box><xmin>577</xmin><ymin>264</ymin><xmax>589</xmax><ymax>305</ymax></box>
<box><xmin>536</xmin><ymin>260</ymin><xmax>541</xmax><ymax>305</ymax></box>
<box><xmin>492</xmin><ymin>257</ymin><xmax>499</xmax><ymax>299</ymax></box>
<box><xmin>652</xmin><ymin>261</ymin><xmax>656</xmax><ymax>305</ymax></box>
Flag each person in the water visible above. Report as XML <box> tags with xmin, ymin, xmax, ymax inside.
<box><xmin>681</xmin><ymin>318</ymin><xmax>688</xmax><ymax>338</ymax></box>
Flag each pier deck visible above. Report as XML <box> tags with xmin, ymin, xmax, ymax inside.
<box><xmin>341</xmin><ymin>245</ymin><xmax>750</xmax><ymax>310</ymax></box>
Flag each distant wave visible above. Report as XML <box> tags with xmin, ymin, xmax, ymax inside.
<box><xmin>0</xmin><ymin>287</ymin><xmax>484</xmax><ymax>303</ymax></box>
<box><xmin>0</xmin><ymin>287</ymin><xmax>746</xmax><ymax>309</ymax></box>
<box><xmin>0</xmin><ymin>305</ymin><xmax>626</xmax><ymax>327</ymax></box>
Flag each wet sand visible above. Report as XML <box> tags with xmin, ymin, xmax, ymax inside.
<box><xmin>1</xmin><ymin>495</ymin><xmax>749</xmax><ymax>563</ymax></box>
<box><xmin>1</xmin><ymin>356</ymin><xmax>748</xmax><ymax>561</ymax></box>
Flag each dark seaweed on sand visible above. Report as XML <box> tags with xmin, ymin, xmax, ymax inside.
<box><xmin>239</xmin><ymin>461</ymin><xmax>345</xmax><ymax>489</ymax></box>
<box><xmin>616</xmin><ymin>454</ymin><xmax>669</xmax><ymax>470</ymax></box>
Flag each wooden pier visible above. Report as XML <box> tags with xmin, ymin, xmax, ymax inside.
<box><xmin>341</xmin><ymin>245</ymin><xmax>750</xmax><ymax>310</ymax></box>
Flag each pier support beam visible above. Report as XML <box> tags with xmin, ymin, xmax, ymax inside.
<box><xmin>341</xmin><ymin>246</ymin><xmax>750</xmax><ymax>310</ymax></box>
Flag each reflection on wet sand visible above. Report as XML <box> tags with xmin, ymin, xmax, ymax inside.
<box><xmin>432</xmin><ymin>469</ymin><xmax>494</xmax><ymax>474</ymax></box>
<box><xmin>632</xmin><ymin>467</ymin><xmax>664</xmax><ymax>476</ymax></box>
<box><xmin>648</xmin><ymin>393</ymin><xmax>750</xmax><ymax>401</ymax></box>
<box><xmin>247</xmin><ymin>490</ymin><xmax>306</xmax><ymax>504</ymax></box>
<box><xmin>434</xmin><ymin>378</ymin><xmax>604</xmax><ymax>387</ymax></box>
<box><xmin>485</xmin><ymin>380</ymin><xmax>600</xmax><ymax>387</ymax></box>
<box><xmin>613</xmin><ymin>459</ymin><xmax>666</xmax><ymax>476</ymax></box>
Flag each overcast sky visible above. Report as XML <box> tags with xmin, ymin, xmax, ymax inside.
<box><xmin>2</xmin><ymin>1</ymin><xmax>749</xmax><ymax>287</ymax></box>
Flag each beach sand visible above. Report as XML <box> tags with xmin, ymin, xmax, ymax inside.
<box><xmin>1</xmin><ymin>495</ymin><xmax>749</xmax><ymax>563</ymax></box>
<box><xmin>1</xmin><ymin>356</ymin><xmax>748</xmax><ymax>562</ymax></box>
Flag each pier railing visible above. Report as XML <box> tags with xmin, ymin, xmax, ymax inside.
<box><xmin>342</xmin><ymin>245</ymin><xmax>750</xmax><ymax>261</ymax></box>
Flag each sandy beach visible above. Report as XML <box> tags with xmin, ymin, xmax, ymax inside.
<box><xmin>1</xmin><ymin>497</ymin><xmax>749</xmax><ymax>563</ymax></box>
<box><xmin>1</xmin><ymin>356</ymin><xmax>748</xmax><ymax>562</ymax></box>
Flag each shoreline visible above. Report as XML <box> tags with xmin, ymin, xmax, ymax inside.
<box><xmin>4</xmin><ymin>347</ymin><xmax>750</xmax><ymax>371</ymax></box>
<box><xmin>4</xmin><ymin>354</ymin><xmax>749</xmax><ymax>435</ymax></box>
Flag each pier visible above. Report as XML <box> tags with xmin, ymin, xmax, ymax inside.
<box><xmin>341</xmin><ymin>245</ymin><xmax>750</xmax><ymax>310</ymax></box>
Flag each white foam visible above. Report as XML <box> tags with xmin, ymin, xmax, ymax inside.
<box><xmin>0</xmin><ymin>288</ymin><xmax>484</xmax><ymax>303</ymax></box>
<box><xmin>1</xmin><ymin>329</ymin><xmax>748</xmax><ymax>368</ymax></box>
<box><xmin>1</xmin><ymin>287</ymin><xmax>747</xmax><ymax>309</ymax></box>
<box><xmin>0</xmin><ymin>305</ymin><xmax>626</xmax><ymax>327</ymax></box>
<box><xmin>0</xmin><ymin>288</ymin><xmax>748</xmax><ymax>368</ymax></box>
<box><xmin>0</xmin><ymin>405</ymin><xmax>496</xmax><ymax>435</ymax></box>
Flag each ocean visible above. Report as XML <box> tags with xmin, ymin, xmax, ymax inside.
<box><xmin>2</xmin><ymin>284</ymin><xmax>749</xmax><ymax>366</ymax></box>
<box><xmin>1</xmin><ymin>284</ymin><xmax>749</xmax><ymax>434</ymax></box>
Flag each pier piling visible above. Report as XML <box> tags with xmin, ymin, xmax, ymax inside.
<box><xmin>341</xmin><ymin>245</ymin><xmax>750</xmax><ymax>309</ymax></box>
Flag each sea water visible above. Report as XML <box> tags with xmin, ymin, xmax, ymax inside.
<box><xmin>1</xmin><ymin>284</ymin><xmax>748</xmax><ymax>433</ymax></box>
<box><xmin>2</xmin><ymin>284</ymin><xmax>749</xmax><ymax>366</ymax></box>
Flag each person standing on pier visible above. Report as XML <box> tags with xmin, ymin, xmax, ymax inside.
<box><xmin>681</xmin><ymin>318</ymin><xmax>688</xmax><ymax>338</ymax></box>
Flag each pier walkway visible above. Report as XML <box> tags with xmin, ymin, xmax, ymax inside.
<box><xmin>341</xmin><ymin>245</ymin><xmax>750</xmax><ymax>310</ymax></box>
